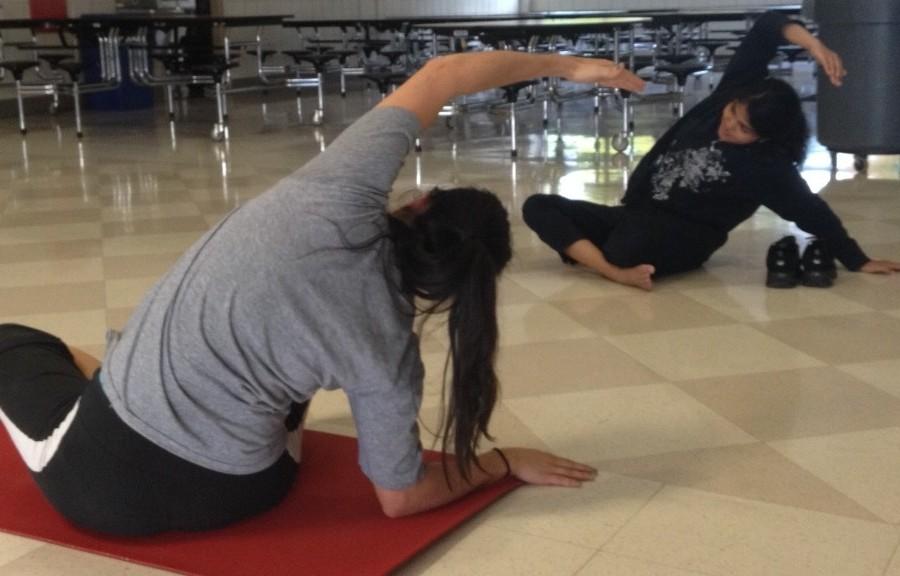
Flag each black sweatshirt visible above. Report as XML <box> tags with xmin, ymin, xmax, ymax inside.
<box><xmin>622</xmin><ymin>11</ymin><xmax>869</xmax><ymax>270</ymax></box>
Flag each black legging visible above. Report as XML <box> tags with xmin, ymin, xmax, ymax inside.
<box><xmin>522</xmin><ymin>195</ymin><xmax>727</xmax><ymax>277</ymax></box>
<box><xmin>0</xmin><ymin>323</ymin><xmax>300</xmax><ymax>536</ymax></box>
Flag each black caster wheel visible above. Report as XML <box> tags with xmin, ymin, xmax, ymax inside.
<box><xmin>211</xmin><ymin>125</ymin><xmax>226</xmax><ymax>141</ymax></box>
<box><xmin>611</xmin><ymin>132</ymin><xmax>629</xmax><ymax>153</ymax></box>
<box><xmin>853</xmin><ymin>155</ymin><xmax>868</xmax><ymax>172</ymax></box>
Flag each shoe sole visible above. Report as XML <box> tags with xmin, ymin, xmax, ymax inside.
<box><xmin>801</xmin><ymin>271</ymin><xmax>834</xmax><ymax>288</ymax></box>
<box><xmin>766</xmin><ymin>271</ymin><xmax>799</xmax><ymax>288</ymax></box>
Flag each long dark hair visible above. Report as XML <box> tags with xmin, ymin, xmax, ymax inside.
<box><xmin>389</xmin><ymin>186</ymin><xmax>511</xmax><ymax>483</ymax></box>
<box><xmin>732</xmin><ymin>77</ymin><xmax>810</xmax><ymax>165</ymax></box>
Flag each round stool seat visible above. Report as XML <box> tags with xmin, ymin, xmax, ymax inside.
<box><xmin>656</xmin><ymin>52</ymin><xmax>698</xmax><ymax>65</ymax></box>
<box><xmin>361</xmin><ymin>40</ymin><xmax>391</xmax><ymax>58</ymax></box>
<box><xmin>360</xmin><ymin>70</ymin><xmax>410</xmax><ymax>94</ymax></box>
<box><xmin>303</xmin><ymin>45</ymin><xmax>339</xmax><ymax>54</ymax></box>
<box><xmin>690</xmin><ymin>40</ymin><xmax>730</xmax><ymax>57</ymax></box>
<box><xmin>37</xmin><ymin>53</ymin><xmax>71</xmax><ymax>68</ymax></box>
<box><xmin>4</xmin><ymin>41</ymin><xmax>38</xmax><ymax>49</ymax></box>
<box><xmin>329</xmin><ymin>49</ymin><xmax>358</xmax><ymax>63</ymax></box>
<box><xmin>283</xmin><ymin>51</ymin><xmax>338</xmax><ymax>72</ymax></box>
<box><xmin>655</xmin><ymin>61</ymin><xmax>710</xmax><ymax>86</ymax></box>
<box><xmin>304</xmin><ymin>39</ymin><xmax>342</xmax><ymax>47</ymax></box>
<box><xmin>55</xmin><ymin>60</ymin><xmax>84</xmax><ymax>81</ymax></box>
<box><xmin>186</xmin><ymin>58</ymin><xmax>239</xmax><ymax>81</ymax></box>
<box><xmin>362</xmin><ymin>39</ymin><xmax>391</xmax><ymax>49</ymax></box>
<box><xmin>0</xmin><ymin>60</ymin><xmax>38</xmax><ymax>80</ymax></box>
<box><xmin>247</xmin><ymin>49</ymin><xmax>278</xmax><ymax>60</ymax></box>
<box><xmin>379</xmin><ymin>47</ymin><xmax>407</xmax><ymax>64</ymax></box>
<box><xmin>501</xmin><ymin>80</ymin><xmax>537</xmax><ymax>103</ymax></box>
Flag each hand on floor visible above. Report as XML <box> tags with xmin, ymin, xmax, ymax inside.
<box><xmin>503</xmin><ymin>448</ymin><xmax>598</xmax><ymax>487</ymax></box>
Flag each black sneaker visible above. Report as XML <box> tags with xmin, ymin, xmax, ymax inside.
<box><xmin>801</xmin><ymin>238</ymin><xmax>837</xmax><ymax>287</ymax></box>
<box><xmin>766</xmin><ymin>235</ymin><xmax>800</xmax><ymax>288</ymax></box>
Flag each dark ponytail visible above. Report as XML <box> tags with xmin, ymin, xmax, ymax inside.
<box><xmin>389</xmin><ymin>187</ymin><xmax>511</xmax><ymax>483</ymax></box>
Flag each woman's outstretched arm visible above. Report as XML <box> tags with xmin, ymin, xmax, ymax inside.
<box><xmin>375</xmin><ymin>447</ymin><xmax>597</xmax><ymax>518</ymax></box>
<box><xmin>378</xmin><ymin>51</ymin><xmax>645</xmax><ymax>129</ymax></box>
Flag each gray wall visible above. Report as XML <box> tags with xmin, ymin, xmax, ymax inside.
<box><xmin>222</xmin><ymin>0</ymin><xmax>791</xmax><ymax>19</ymax></box>
<box><xmin>529</xmin><ymin>0</ymin><xmax>787</xmax><ymax>11</ymax></box>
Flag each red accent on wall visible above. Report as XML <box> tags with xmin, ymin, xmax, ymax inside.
<box><xmin>29</xmin><ymin>0</ymin><xmax>68</xmax><ymax>19</ymax></box>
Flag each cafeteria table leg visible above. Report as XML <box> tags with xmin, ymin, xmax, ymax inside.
<box><xmin>15</xmin><ymin>80</ymin><xmax>27</xmax><ymax>136</ymax></box>
<box><xmin>72</xmin><ymin>82</ymin><xmax>83</xmax><ymax>139</ymax></box>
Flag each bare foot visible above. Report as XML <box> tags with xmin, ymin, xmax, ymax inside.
<box><xmin>609</xmin><ymin>264</ymin><xmax>655</xmax><ymax>291</ymax></box>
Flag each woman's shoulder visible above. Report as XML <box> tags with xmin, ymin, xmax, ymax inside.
<box><xmin>731</xmin><ymin>142</ymin><xmax>796</xmax><ymax>171</ymax></box>
<box><xmin>714</xmin><ymin>143</ymin><xmax>793</xmax><ymax>190</ymax></box>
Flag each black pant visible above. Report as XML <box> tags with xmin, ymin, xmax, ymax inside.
<box><xmin>0</xmin><ymin>324</ymin><xmax>299</xmax><ymax>536</ymax></box>
<box><xmin>522</xmin><ymin>195</ymin><xmax>727</xmax><ymax>276</ymax></box>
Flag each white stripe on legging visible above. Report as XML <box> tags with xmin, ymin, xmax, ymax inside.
<box><xmin>0</xmin><ymin>400</ymin><xmax>80</xmax><ymax>473</ymax></box>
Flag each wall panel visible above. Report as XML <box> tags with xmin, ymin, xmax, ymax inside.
<box><xmin>527</xmin><ymin>0</ymin><xmax>792</xmax><ymax>11</ymax></box>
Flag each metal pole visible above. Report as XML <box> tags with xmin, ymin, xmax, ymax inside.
<box><xmin>15</xmin><ymin>80</ymin><xmax>27</xmax><ymax>135</ymax></box>
<box><xmin>510</xmin><ymin>101</ymin><xmax>518</xmax><ymax>158</ymax></box>
<box><xmin>73</xmin><ymin>82</ymin><xmax>83</xmax><ymax>138</ymax></box>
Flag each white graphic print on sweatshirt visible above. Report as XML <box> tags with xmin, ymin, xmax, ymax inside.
<box><xmin>650</xmin><ymin>143</ymin><xmax>732</xmax><ymax>201</ymax></box>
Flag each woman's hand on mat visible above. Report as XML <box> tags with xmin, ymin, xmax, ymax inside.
<box><xmin>860</xmin><ymin>259</ymin><xmax>900</xmax><ymax>274</ymax></box>
<box><xmin>566</xmin><ymin>59</ymin><xmax>645</xmax><ymax>94</ymax></box>
<box><xmin>504</xmin><ymin>448</ymin><xmax>598</xmax><ymax>487</ymax></box>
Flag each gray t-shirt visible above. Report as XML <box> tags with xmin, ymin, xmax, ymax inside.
<box><xmin>101</xmin><ymin>106</ymin><xmax>426</xmax><ymax>490</ymax></box>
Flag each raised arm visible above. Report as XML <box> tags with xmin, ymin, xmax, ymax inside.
<box><xmin>718</xmin><ymin>11</ymin><xmax>845</xmax><ymax>92</ymax></box>
<box><xmin>718</xmin><ymin>11</ymin><xmax>793</xmax><ymax>91</ymax></box>
<box><xmin>720</xmin><ymin>11</ymin><xmax>847</xmax><ymax>92</ymax></box>
<box><xmin>781</xmin><ymin>21</ymin><xmax>846</xmax><ymax>86</ymax></box>
<box><xmin>378</xmin><ymin>51</ymin><xmax>645</xmax><ymax>129</ymax></box>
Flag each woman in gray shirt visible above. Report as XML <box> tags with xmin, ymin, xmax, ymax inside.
<box><xmin>0</xmin><ymin>50</ymin><xmax>644</xmax><ymax>534</ymax></box>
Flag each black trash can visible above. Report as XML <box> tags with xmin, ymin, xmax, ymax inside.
<box><xmin>813</xmin><ymin>0</ymin><xmax>900</xmax><ymax>162</ymax></box>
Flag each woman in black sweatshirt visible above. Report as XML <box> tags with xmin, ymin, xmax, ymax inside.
<box><xmin>522</xmin><ymin>11</ymin><xmax>900</xmax><ymax>290</ymax></box>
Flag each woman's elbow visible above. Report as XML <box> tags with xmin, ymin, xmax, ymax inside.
<box><xmin>380</xmin><ymin>502</ymin><xmax>410</xmax><ymax>519</ymax></box>
<box><xmin>375</xmin><ymin>487</ymin><xmax>417</xmax><ymax>518</ymax></box>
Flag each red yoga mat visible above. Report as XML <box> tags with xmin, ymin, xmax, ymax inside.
<box><xmin>0</xmin><ymin>429</ymin><xmax>521</xmax><ymax>575</ymax></box>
